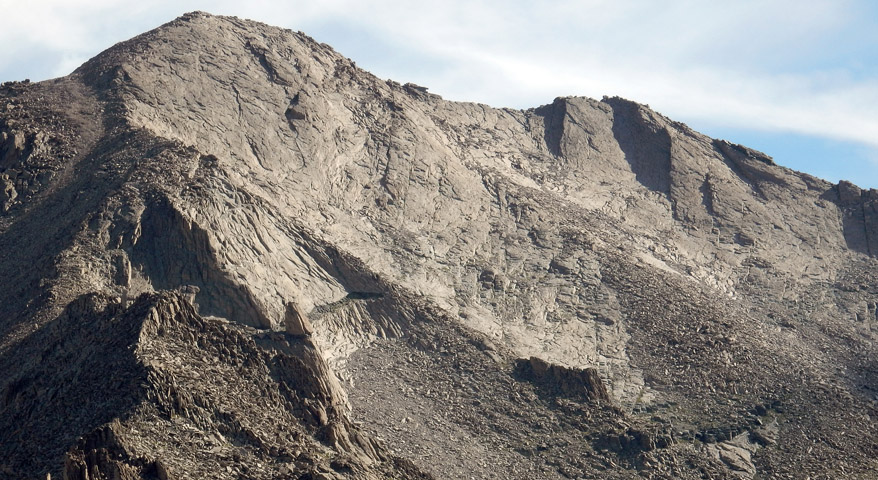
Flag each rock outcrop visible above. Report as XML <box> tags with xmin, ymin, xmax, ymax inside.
<box><xmin>285</xmin><ymin>301</ymin><xmax>315</xmax><ymax>336</ymax></box>
<box><xmin>832</xmin><ymin>179</ymin><xmax>878</xmax><ymax>256</ymax></box>
<box><xmin>514</xmin><ymin>356</ymin><xmax>611</xmax><ymax>402</ymax></box>
<box><xmin>1</xmin><ymin>11</ymin><xmax>877</xmax><ymax>479</ymax></box>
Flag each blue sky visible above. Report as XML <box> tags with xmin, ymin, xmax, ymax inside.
<box><xmin>1</xmin><ymin>0</ymin><xmax>876</xmax><ymax>189</ymax></box>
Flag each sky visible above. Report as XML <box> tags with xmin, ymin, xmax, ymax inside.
<box><xmin>1</xmin><ymin>0</ymin><xmax>876</xmax><ymax>189</ymax></box>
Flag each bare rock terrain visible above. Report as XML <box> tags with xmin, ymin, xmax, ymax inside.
<box><xmin>1</xmin><ymin>11</ymin><xmax>876</xmax><ymax>479</ymax></box>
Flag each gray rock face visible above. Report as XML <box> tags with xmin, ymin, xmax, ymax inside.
<box><xmin>1</xmin><ymin>11</ymin><xmax>877</xmax><ymax>479</ymax></box>
<box><xmin>284</xmin><ymin>301</ymin><xmax>314</xmax><ymax>336</ymax></box>
<box><xmin>832</xmin><ymin>180</ymin><xmax>878</xmax><ymax>255</ymax></box>
<box><xmin>514</xmin><ymin>356</ymin><xmax>610</xmax><ymax>402</ymax></box>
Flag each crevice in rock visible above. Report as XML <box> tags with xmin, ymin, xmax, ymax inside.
<box><xmin>533</xmin><ymin>97</ymin><xmax>566</xmax><ymax>157</ymax></box>
<box><xmin>700</xmin><ymin>174</ymin><xmax>717</xmax><ymax>217</ymax></box>
<box><xmin>244</xmin><ymin>40</ymin><xmax>294</xmax><ymax>86</ymax></box>
<box><xmin>604</xmin><ymin>97</ymin><xmax>672</xmax><ymax>196</ymax></box>
<box><xmin>129</xmin><ymin>195</ymin><xmax>271</xmax><ymax>328</ymax></box>
<box><xmin>822</xmin><ymin>181</ymin><xmax>878</xmax><ymax>257</ymax></box>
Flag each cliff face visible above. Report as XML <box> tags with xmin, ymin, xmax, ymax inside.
<box><xmin>1</xmin><ymin>12</ymin><xmax>876</xmax><ymax>479</ymax></box>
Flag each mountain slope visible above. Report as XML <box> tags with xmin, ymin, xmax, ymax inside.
<box><xmin>1</xmin><ymin>11</ymin><xmax>876</xmax><ymax>479</ymax></box>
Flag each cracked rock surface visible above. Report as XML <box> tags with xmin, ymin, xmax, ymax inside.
<box><xmin>1</xmin><ymin>11</ymin><xmax>877</xmax><ymax>479</ymax></box>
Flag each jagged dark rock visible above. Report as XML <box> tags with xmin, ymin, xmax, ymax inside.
<box><xmin>514</xmin><ymin>356</ymin><xmax>611</xmax><ymax>403</ymax></box>
<box><xmin>1</xmin><ymin>11</ymin><xmax>877</xmax><ymax>479</ymax></box>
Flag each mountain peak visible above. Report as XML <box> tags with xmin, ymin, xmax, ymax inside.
<box><xmin>74</xmin><ymin>10</ymin><xmax>350</xmax><ymax>94</ymax></box>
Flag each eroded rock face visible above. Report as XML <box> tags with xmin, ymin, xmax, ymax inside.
<box><xmin>285</xmin><ymin>301</ymin><xmax>315</xmax><ymax>336</ymax></box>
<box><xmin>514</xmin><ymin>356</ymin><xmax>610</xmax><ymax>403</ymax></box>
<box><xmin>1</xmin><ymin>11</ymin><xmax>877</xmax><ymax>479</ymax></box>
<box><xmin>1</xmin><ymin>291</ymin><xmax>412</xmax><ymax>479</ymax></box>
<box><xmin>831</xmin><ymin>180</ymin><xmax>878</xmax><ymax>256</ymax></box>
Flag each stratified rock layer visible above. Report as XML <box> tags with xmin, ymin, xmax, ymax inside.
<box><xmin>0</xmin><ymin>11</ymin><xmax>876</xmax><ymax>479</ymax></box>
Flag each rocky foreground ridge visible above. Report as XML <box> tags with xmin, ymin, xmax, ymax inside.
<box><xmin>1</xmin><ymin>11</ymin><xmax>876</xmax><ymax>479</ymax></box>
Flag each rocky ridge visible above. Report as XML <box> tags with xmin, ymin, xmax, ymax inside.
<box><xmin>0</xmin><ymin>11</ymin><xmax>876</xmax><ymax>479</ymax></box>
